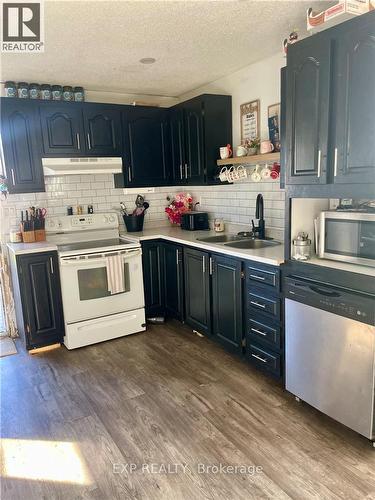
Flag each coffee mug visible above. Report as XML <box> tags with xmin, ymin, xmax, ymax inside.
<box><xmin>260</xmin><ymin>140</ymin><xmax>275</xmax><ymax>154</ymax></box>
<box><xmin>251</xmin><ymin>165</ymin><xmax>262</xmax><ymax>182</ymax></box>
<box><xmin>220</xmin><ymin>144</ymin><xmax>232</xmax><ymax>159</ymax></box>
<box><xmin>236</xmin><ymin>145</ymin><xmax>248</xmax><ymax>157</ymax></box>
<box><xmin>270</xmin><ymin>162</ymin><xmax>280</xmax><ymax>179</ymax></box>
<box><xmin>219</xmin><ymin>166</ymin><xmax>228</xmax><ymax>182</ymax></box>
<box><xmin>261</xmin><ymin>164</ymin><xmax>271</xmax><ymax>179</ymax></box>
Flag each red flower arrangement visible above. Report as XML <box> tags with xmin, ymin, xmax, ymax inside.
<box><xmin>165</xmin><ymin>192</ymin><xmax>193</xmax><ymax>225</ymax></box>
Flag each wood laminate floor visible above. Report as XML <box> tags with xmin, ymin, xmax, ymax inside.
<box><xmin>1</xmin><ymin>321</ymin><xmax>375</xmax><ymax>499</ymax></box>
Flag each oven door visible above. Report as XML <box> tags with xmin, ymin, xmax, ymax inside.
<box><xmin>59</xmin><ymin>248</ymin><xmax>144</xmax><ymax>324</ymax></box>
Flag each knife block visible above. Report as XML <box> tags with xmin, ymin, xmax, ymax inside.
<box><xmin>21</xmin><ymin>230</ymin><xmax>36</xmax><ymax>243</ymax></box>
<box><xmin>34</xmin><ymin>229</ymin><xmax>46</xmax><ymax>242</ymax></box>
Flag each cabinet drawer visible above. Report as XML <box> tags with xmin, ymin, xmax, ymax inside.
<box><xmin>248</xmin><ymin>318</ymin><xmax>280</xmax><ymax>349</ymax></box>
<box><xmin>248</xmin><ymin>291</ymin><xmax>280</xmax><ymax>319</ymax></box>
<box><xmin>246</xmin><ymin>265</ymin><xmax>279</xmax><ymax>290</ymax></box>
<box><xmin>248</xmin><ymin>343</ymin><xmax>281</xmax><ymax>377</ymax></box>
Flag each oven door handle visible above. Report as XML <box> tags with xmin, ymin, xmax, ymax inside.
<box><xmin>60</xmin><ymin>249</ymin><xmax>141</xmax><ymax>266</ymax></box>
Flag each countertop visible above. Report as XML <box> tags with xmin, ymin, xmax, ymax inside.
<box><xmin>121</xmin><ymin>226</ymin><xmax>285</xmax><ymax>266</ymax></box>
<box><xmin>7</xmin><ymin>241</ymin><xmax>58</xmax><ymax>255</ymax></box>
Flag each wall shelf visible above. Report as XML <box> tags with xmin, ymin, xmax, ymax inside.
<box><xmin>217</xmin><ymin>152</ymin><xmax>280</xmax><ymax>166</ymax></box>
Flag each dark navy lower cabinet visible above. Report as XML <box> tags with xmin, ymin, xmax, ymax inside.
<box><xmin>163</xmin><ymin>242</ymin><xmax>184</xmax><ymax>321</ymax></box>
<box><xmin>11</xmin><ymin>251</ymin><xmax>64</xmax><ymax>350</ymax></box>
<box><xmin>211</xmin><ymin>254</ymin><xmax>243</xmax><ymax>353</ymax></box>
<box><xmin>244</xmin><ymin>260</ymin><xmax>283</xmax><ymax>379</ymax></box>
<box><xmin>142</xmin><ymin>241</ymin><xmax>165</xmax><ymax>318</ymax></box>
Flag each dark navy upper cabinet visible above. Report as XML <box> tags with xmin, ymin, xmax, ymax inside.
<box><xmin>332</xmin><ymin>15</ymin><xmax>375</xmax><ymax>185</ymax></box>
<box><xmin>169</xmin><ymin>107</ymin><xmax>186</xmax><ymax>184</ymax></box>
<box><xmin>0</xmin><ymin>98</ymin><xmax>45</xmax><ymax>193</ymax></box>
<box><xmin>184</xmin><ymin>99</ymin><xmax>205</xmax><ymax>184</ymax></box>
<box><xmin>285</xmin><ymin>11</ymin><xmax>375</xmax><ymax>190</ymax></box>
<box><xmin>39</xmin><ymin>102</ymin><xmax>84</xmax><ymax>156</ymax></box>
<box><xmin>122</xmin><ymin>107</ymin><xmax>170</xmax><ymax>187</ymax></box>
<box><xmin>171</xmin><ymin>95</ymin><xmax>232</xmax><ymax>186</ymax></box>
<box><xmin>286</xmin><ymin>33</ymin><xmax>331</xmax><ymax>185</ymax></box>
<box><xmin>83</xmin><ymin>104</ymin><xmax>122</xmax><ymax>156</ymax></box>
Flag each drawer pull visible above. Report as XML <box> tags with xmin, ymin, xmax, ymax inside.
<box><xmin>251</xmin><ymin>353</ymin><xmax>267</xmax><ymax>363</ymax></box>
<box><xmin>249</xmin><ymin>274</ymin><xmax>265</xmax><ymax>281</ymax></box>
<box><xmin>251</xmin><ymin>327</ymin><xmax>267</xmax><ymax>336</ymax></box>
<box><xmin>250</xmin><ymin>300</ymin><xmax>266</xmax><ymax>309</ymax></box>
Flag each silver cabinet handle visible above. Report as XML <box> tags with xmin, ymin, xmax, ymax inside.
<box><xmin>184</xmin><ymin>163</ymin><xmax>188</xmax><ymax>179</ymax></box>
<box><xmin>179</xmin><ymin>164</ymin><xmax>183</xmax><ymax>180</ymax></box>
<box><xmin>317</xmin><ymin>149</ymin><xmax>321</xmax><ymax>178</ymax></box>
<box><xmin>49</xmin><ymin>257</ymin><xmax>54</xmax><ymax>274</ymax></box>
<box><xmin>176</xmin><ymin>249</ymin><xmax>180</xmax><ymax>266</ymax></box>
<box><xmin>128</xmin><ymin>167</ymin><xmax>132</xmax><ymax>183</ymax></box>
<box><xmin>202</xmin><ymin>255</ymin><xmax>206</xmax><ymax>274</ymax></box>
<box><xmin>87</xmin><ymin>133</ymin><xmax>91</xmax><ymax>150</ymax></box>
<box><xmin>250</xmin><ymin>300</ymin><xmax>266</xmax><ymax>309</ymax></box>
<box><xmin>251</xmin><ymin>353</ymin><xmax>267</xmax><ymax>363</ymax></box>
<box><xmin>209</xmin><ymin>257</ymin><xmax>213</xmax><ymax>275</ymax></box>
<box><xmin>10</xmin><ymin>169</ymin><xmax>15</xmax><ymax>185</ymax></box>
<box><xmin>76</xmin><ymin>133</ymin><xmax>81</xmax><ymax>149</ymax></box>
<box><xmin>249</xmin><ymin>274</ymin><xmax>265</xmax><ymax>281</ymax></box>
<box><xmin>334</xmin><ymin>147</ymin><xmax>338</xmax><ymax>177</ymax></box>
<box><xmin>251</xmin><ymin>327</ymin><xmax>267</xmax><ymax>337</ymax></box>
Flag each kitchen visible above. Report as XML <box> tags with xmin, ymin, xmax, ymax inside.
<box><xmin>0</xmin><ymin>1</ymin><xmax>375</xmax><ymax>499</ymax></box>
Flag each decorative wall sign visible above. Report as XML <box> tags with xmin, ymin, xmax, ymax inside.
<box><xmin>240</xmin><ymin>99</ymin><xmax>260</xmax><ymax>143</ymax></box>
<box><xmin>268</xmin><ymin>102</ymin><xmax>281</xmax><ymax>152</ymax></box>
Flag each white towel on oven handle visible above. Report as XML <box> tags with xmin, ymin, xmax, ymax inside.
<box><xmin>105</xmin><ymin>253</ymin><xmax>125</xmax><ymax>294</ymax></box>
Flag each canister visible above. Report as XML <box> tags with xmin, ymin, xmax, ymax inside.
<box><xmin>292</xmin><ymin>232</ymin><xmax>312</xmax><ymax>261</ymax></box>
<box><xmin>17</xmin><ymin>82</ymin><xmax>29</xmax><ymax>98</ymax></box>
<box><xmin>40</xmin><ymin>84</ymin><xmax>52</xmax><ymax>100</ymax></box>
<box><xmin>4</xmin><ymin>81</ymin><xmax>17</xmax><ymax>98</ymax></box>
<box><xmin>74</xmin><ymin>86</ymin><xmax>84</xmax><ymax>102</ymax></box>
<box><xmin>51</xmin><ymin>85</ymin><xmax>63</xmax><ymax>100</ymax></box>
<box><xmin>29</xmin><ymin>83</ymin><xmax>40</xmax><ymax>99</ymax></box>
<box><xmin>63</xmin><ymin>86</ymin><xmax>74</xmax><ymax>101</ymax></box>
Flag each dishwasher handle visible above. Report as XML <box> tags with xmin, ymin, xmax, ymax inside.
<box><xmin>285</xmin><ymin>277</ymin><xmax>342</xmax><ymax>300</ymax></box>
<box><xmin>309</xmin><ymin>285</ymin><xmax>341</xmax><ymax>298</ymax></box>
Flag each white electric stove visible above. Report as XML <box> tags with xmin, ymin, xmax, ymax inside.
<box><xmin>46</xmin><ymin>213</ymin><xmax>146</xmax><ymax>349</ymax></box>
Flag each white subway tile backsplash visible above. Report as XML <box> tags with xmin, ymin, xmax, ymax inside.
<box><xmin>1</xmin><ymin>174</ymin><xmax>285</xmax><ymax>240</ymax></box>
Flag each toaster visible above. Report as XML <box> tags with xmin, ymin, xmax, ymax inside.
<box><xmin>181</xmin><ymin>211</ymin><xmax>209</xmax><ymax>231</ymax></box>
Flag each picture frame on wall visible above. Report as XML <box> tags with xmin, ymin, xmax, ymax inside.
<box><xmin>240</xmin><ymin>99</ymin><xmax>260</xmax><ymax>143</ymax></box>
<box><xmin>268</xmin><ymin>102</ymin><xmax>281</xmax><ymax>152</ymax></box>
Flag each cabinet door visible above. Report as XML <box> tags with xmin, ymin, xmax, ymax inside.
<box><xmin>39</xmin><ymin>103</ymin><xmax>84</xmax><ymax>155</ymax></box>
<box><xmin>184</xmin><ymin>247</ymin><xmax>211</xmax><ymax>335</ymax></box>
<box><xmin>83</xmin><ymin>104</ymin><xmax>122</xmax><ymax>156</ymax></box>
<box><xmin>332</xmin><ymin>17</ymin><xmax>375</xmax><ymax>184</ymax></box>
<box><xmin>18</xmin><ymin>252</ymin><xmax>64</xmax><ymax>348</ymax></box>
<box><xmin>123</xmin><ymin>108</ymin><xmax>170</xmax><ymax>187</ymax></box>
<box><xmin>163</xmin><ymin>243</ymin><xmax>184</xmax><ymax>321</ymax></box>
<box><xmin>142</xmin><ymin>241</ymin><xmax>165</xmax><ymax>317</ymax></box>
<box><xmin>169</xmin><ymin>107</ymin><xmax>186</xmax><ymax>184</ymax></box>
<box><xmin>184</xmin><ymin>100</ymin><xmax>205</xmax><ymax>184</ymax></box>
<box><xmin>286</xmin><ymin>35</ymin><xmax>331</xmax><ymax>185</ymax></box>
<box><xmin>0</xmin><ymin>99</ymin><xmax>44</xmax><ymax>194</ymax></box>
<box><xmin>211</xmin><ymin>255</ymin><xmax>243</xmax><ymax>353</ymax></box>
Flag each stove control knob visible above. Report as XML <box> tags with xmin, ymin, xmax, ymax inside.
<box><xmin>103</xmin><ymin>215</ymin><xmax>109</xmax><ymax>223</ymax></box>
<box><xmin>108</xmin><ymin>215</ymin><xmax>116</xmax><ymax>223</ymax></box>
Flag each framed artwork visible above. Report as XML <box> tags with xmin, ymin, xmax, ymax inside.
<box><xmin>268</xmin><ymin>102</ymin><xmax>281</xmax><ymax>152</ymax></box>
<box><xmin>240</xmin><ymin>99</ymin><xmax>260</xmax><ymax>143</ymax></box>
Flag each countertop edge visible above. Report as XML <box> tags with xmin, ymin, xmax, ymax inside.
<box><xmin>124</xmin><ymin>233</ymin><xmax>284</xmax><ymax>266</ymax></box>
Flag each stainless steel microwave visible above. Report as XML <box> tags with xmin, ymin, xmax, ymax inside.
<box><xmin>319</xmin><ymin>211</ymin><xmax>375</xmax><ymax>267</ymax></box>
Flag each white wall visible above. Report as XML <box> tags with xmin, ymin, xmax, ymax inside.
<box><xmin>179</xmin><ymin>52</ymin><xmax>285</xmax><ymax>147</ymax></box>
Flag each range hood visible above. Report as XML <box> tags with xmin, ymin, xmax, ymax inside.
<box><xmin>42</xmin><ymin>157</ymin><xmax>123</xmax><ymax>176</ymax></box>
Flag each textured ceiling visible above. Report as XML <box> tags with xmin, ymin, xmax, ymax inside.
<box><xmin>0</xmin><ymin>0</ymin><xmax>335</xmax><ymax>97</ymax></box>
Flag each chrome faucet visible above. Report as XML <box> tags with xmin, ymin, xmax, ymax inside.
<box><xmin>251</xmin><ymin>193</ymin><xmax>265</xmax><ymax>239</ymax></box>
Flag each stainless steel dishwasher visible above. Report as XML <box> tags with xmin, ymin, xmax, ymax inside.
<box><xmin>284</xmin><ymin>276</ymin><xmax>375</xmax><ymax>443</ymax></box>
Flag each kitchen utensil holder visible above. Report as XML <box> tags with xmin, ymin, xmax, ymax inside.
<box><xmin>34</xmin><ymin>229</ymin><xmax>46</xmax><ymax>242</ymax></box>
<box><xmin>123</xmin><ymin>214</ymin><xmax>145</xmax><ymax>232</ymax></box>
<box><xmin>21</xmin><ymin>230</ymin><xmax>36</xmax><ymax>243</ymax></box>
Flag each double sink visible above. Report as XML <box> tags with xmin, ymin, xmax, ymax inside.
<box><xmin>196</xmin><ymin>234</ymin><xmax>281</xmax><ymax>249</ymax></box>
